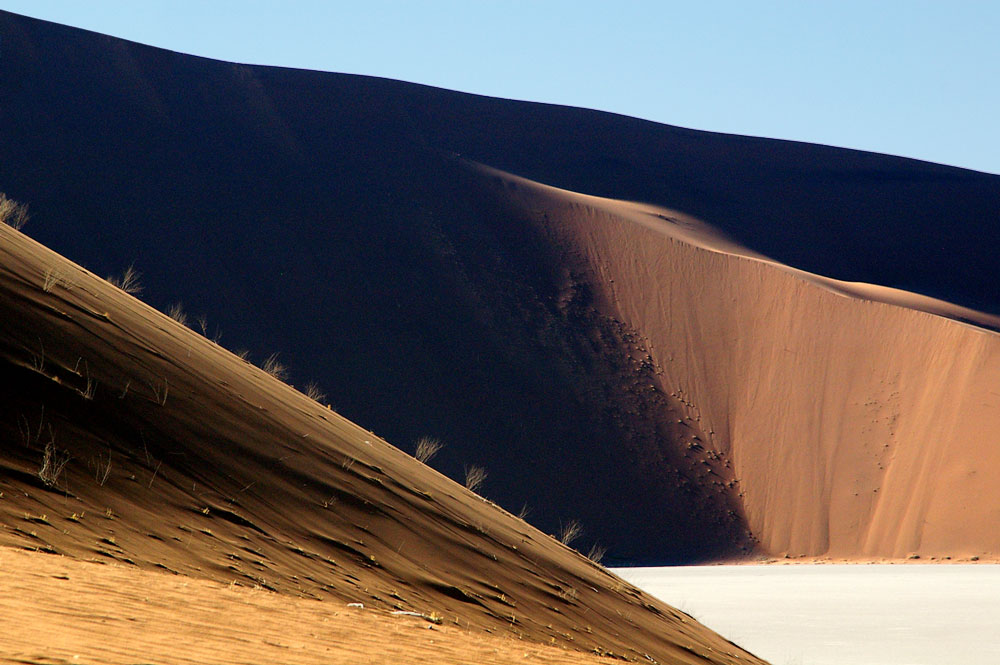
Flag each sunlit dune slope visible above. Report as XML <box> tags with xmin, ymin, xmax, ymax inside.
<box><xmin>0</xmin><ymin>547</ymin><xmax>648</xmax><ymax>665</ymax></box>
<box><xmin>0</xmin><ymin>223</ymin><xmax>767</xmax><ymax>665</ymax></box>
<box><xmin>480</xmin><ymin>163</ymin><xmax>1000</xmax><ymax>559</ymax></box>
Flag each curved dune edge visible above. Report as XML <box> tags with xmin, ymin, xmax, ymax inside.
<box><xmin>473</xmin><ymin>162</ymin><xmax>1000</xmax><ymax>334</ymax></box>
<box><xmin>0</xmin><ymin>224</ymin><xmax>768</xmax><ymax>664</ymax></box>
<box><xmin>473</xmin><ymin>161</ymin><xmax>1000</xmax><ymax>561</ymax></box>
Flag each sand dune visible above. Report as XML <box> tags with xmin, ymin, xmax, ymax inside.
<box><xmin>2</xmin><ymin>9</ymin><xmax>999</xmax><ymax>564</ymax></box>
<box><xmin>0</xmin><ymin>223</ymin><xmax>767</xmax><ymax>663</ymax></box>
<box><xmin>479</xmin><ymin>162</ymin><xmax>1000</xmax><ymax>559</ymax></box>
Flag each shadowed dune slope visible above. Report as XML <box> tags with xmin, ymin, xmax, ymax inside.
<box><xmin>1</xmin><ymin>11</ymin><xmax>999</xmax><ymax>563</ymax></box>
<box><xmin>0</xmin><ymin>224</ymin><xmax>767</xmax><ymax>665</ymax></box>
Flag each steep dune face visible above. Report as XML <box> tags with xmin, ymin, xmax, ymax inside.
<box><xmin>486</xmin><ymin>166</ymin><xmax>1000</xmax><ymax>559</ymax></box>
<box><xmin>0</xmin><ymin>223</ymin><xmax>767</xmax><ymax>665</ymax></box>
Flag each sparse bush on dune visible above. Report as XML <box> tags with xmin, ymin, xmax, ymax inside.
<box><xmin>260</xmin><ymin>353</ymin><xmax>289</xmax><ymax>381</ymax></box>
<box><xmin>414</xmin><ymin>436</ymin><xmax>443</xmax><ymax>464</ymax></box>
<box><xmin>0</xmin><ymin>192</ymin><xmax>30</xmax><ymax>230</ymax></box>
<box><xmin>464</xmin><ymin>465</ymin><xmax>487</xmax><ymax>493</ymax></box>
<box><xmin>107</xmin><ymin>264</ymin><xmax>142</xmax><ymax>295</ymax></box>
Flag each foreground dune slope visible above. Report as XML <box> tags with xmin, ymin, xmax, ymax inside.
<box><xmin>481</xmin><ymin>164</ymin><xmax>1000</xmax><ymax>560</ymax></box>
<box><xmin>0</xmin><ymin>547</ymin><xmax>633</xmax><ymax>665</ymax></box>
<box><xmin>0</xmin><ymin>224</ymin><xmax>767</xmax><ymax>664</ymax></box>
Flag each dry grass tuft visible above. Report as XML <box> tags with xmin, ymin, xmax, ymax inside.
<box><xmin>107</xmin><ymin>264</ymin><xmax>143</xmax><ymax>295</ymax></box>
<box><xmin>304</xmin><ymin>381</ymin><xmax>326</xmax><ymax>402</ymax></box>
<box><xmin>94</xmin><ymin>450</ymin><xmax>113</xmax><ymax>486</ymax></box>
<box><xmin>43</xmin><ymin>267</ymin><xmax>71</xmax><ymax>292</ymax></box>
<box><xmin>585</xmin><ymin>542</ymin><xmax>607</xmax><ymax>564</ymax></box>
<box><xmin>558</xmin><ymin>519</ymin><xmax>583</xmax><ymax>546</ymax></box>
<box><xmin>166</xmin><ymin>302</ymin><xmax>188</xmax><ymax>326</ymax></box>
<box><xmin>414</xmin><ymin>436</ymin><xmax>443</xmax><ymax>464</ymax></box>
<box><xmin>260</xmin><ymin>354</ymin><xmax>289</xmax><ymax>381</ymax></box>
<box><xmin>463</xmin><ymin>465</ymin><xmax>487</xmax><ymax>493</ymax></box>
<box><xmin>38</xmin><ymin>439</ymin><xmax>71</xmax><ymax>488</ymax></box>
<box><xmin>0</xmin><ymin>193</ymin><xmax>30</xmax><ymax>230</ymax></box>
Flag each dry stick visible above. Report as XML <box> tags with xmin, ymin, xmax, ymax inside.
<box><xmin>148</xmin><ymin>460</ymin><xmax>162</xmax><ymax>489</ymax></box>
<box><xmin>148</xmin><ymin>378</ymin><xmax>169</xmax><ymax>405</ymax></box>
<box><xmin>96</xmin><ymin>450</ymin><xmax>112</xmax><ymax>486</ymax></box>
<box><xmin>82</xmin><ymin>361</ymin><xmax>96</xmax><ymax>400</ymax></box>
<box><xmin>30</xmin><ymin>340</ymin><xmax>45</xmax><ymax>372</ymax></box>
<box><xmin>141</xmin><ymin>433</ymin><xmax>152</xmax><ymax>467</ymax></box>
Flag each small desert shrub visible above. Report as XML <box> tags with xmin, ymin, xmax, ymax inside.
<box><xmin>304</xmin><ymin>381</ymin><xmax>326</xmax><ymax>402</ymax></box>
<box><xmin>260</xmin><ymin>353</ymin><xmax>289</xmax><ymax>381</ymax></box>
<box><xmin>0</xmin><ymin>193</ymin><xmax>29</xmax><ymax>230</ymax></box>
<box><xmin>38</xmin><ymin>439</ymin><xmax>71</xmax><ymax>487</ymax></box>
<box><xmin>166</xmin><ymin>302</ymin><xmax>188</xmax><ymax>326</ymax></box>
<box><xmin>558</xmin><ymin>519</ymin><xmax>583</xmax><ymax>546</ymax></box>
<box><xmin>414</xmin><ymin>436</ymin><xmax>443</xmax><ymax>463</ymax></box>
<box><xmin>464</xmin><ymin>465</ymin><xmax>487</xmax><ymax>493</ymax></box>
<box><xmin>107</xmin><ymin>264</ymin><xmax>142</xmax><ymax>295</ymax></box>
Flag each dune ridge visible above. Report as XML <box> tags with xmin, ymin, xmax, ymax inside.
<box><xmin>477</xmin><ymin>162</ymin><xmax>1000</xmax><ymax>559</ymax></box>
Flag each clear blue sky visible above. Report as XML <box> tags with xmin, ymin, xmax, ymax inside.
<box><xmin>4</xmin><ymin>1</ymin><xmax>998</xmax><ymax>174</ymax></box>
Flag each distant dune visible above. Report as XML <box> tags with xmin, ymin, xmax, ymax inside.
<box><xmin>1</xmin><ymin>9</ymin><xmax>999</xmax><ymax>564</ymax></box>
<box><xmin>476</xmin><ymin>163</ymin><xmax>1000</xmax><ymax>559</ymax></box>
